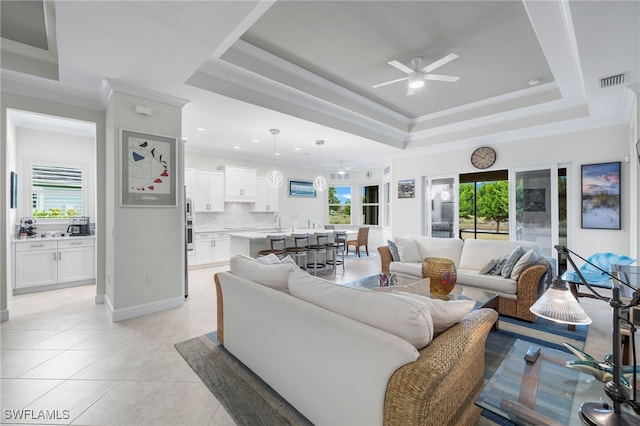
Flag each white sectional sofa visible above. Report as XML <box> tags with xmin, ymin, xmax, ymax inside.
<box><xmin>379</xmin><ymin>235</ymin><xmax>550</xmax><ymax>321</ymax></box>
<box><xmin>214</xmin><ymin>254</ymin><xmax>497</xmax><ymax>426</ymax></box>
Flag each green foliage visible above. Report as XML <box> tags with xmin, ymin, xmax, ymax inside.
<box><xmin>33</xmin><ymin>208</ymin><xmax>81</xmax><ymax>218</ymax></box>
<box><xmin>458</xmin><ymin>183</ymin><xmax>475</xmax><ymax>219</ymax></box>
<box><xmin>476</xmin><ymin>181</ymin><xmax>509</xmax><ymax>231</ymax></box>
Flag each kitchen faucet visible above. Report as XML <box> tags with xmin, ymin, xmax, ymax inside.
<box><xmin>274</xmin><ymin>214</ymin><xmax>281</xmax><ymax>231</ymax></box>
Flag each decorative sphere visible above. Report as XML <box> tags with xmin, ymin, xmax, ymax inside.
<box><xmin>313</xmin><ymin>176</ymin><xmax>327</xmax><ymax>191</ymax></box>
<box><xmin>267</xmin><ymin>170</ymin><xmax>283</xmax><ymax>188</ymax></box>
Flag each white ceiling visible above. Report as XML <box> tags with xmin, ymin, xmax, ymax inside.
<box><xmin>2</xmin><ymin>1</ymin><xmax>639</xmax><ymax>172</ymax></box>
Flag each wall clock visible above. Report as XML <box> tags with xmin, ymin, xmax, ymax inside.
<box><xmin>471</xmin><ymin>146</ymin><xmax>497</xmax><ymax>169</ymax></box>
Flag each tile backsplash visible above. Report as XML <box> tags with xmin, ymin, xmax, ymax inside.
<box><xmin>194</xmin><ymin>203</ymin><xmax>275</xmax><ymax>229</ymax></box>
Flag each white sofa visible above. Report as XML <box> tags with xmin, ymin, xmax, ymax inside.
<box><xmin>214</xmin><ymin>254</ymin><xmax>498</xmax><ymax>426</ymax></box>
<box><xmin>380</xmin><ymin>235</ymin><xmax>550</xmax><ymax>321</ymax></box>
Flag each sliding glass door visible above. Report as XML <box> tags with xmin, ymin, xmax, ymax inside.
<box><xmin>509</xmin><ymin>166</ymin><xmax>559</xmax><ymax>258</ymax></box>
<box><xmin>423</xmin><ymin>176</ymin><xmax>458</xmax><ymax>238</ymax></box>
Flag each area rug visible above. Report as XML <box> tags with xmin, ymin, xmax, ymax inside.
<box><xmin>175</xmin><ymin>320</ymin><xmax>587</xmax><ymax>426</ymax></box>
<box><xmin>175</xmin><ymin>332</ymin><xmax>312</xmax><ymax>426</ymax></box>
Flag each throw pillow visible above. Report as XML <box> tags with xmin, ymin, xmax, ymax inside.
<box><xmin>256</xmin><ymin>253</ymin><xmax>282</xmax><ymax>265</ymax></box>
<box><xmin>479</xmin><ymin>259</ymin><xmax>500</xmax><ymax>275</ymax></box>
<box><xmin>489</xmin><ymin>256</ymin><xmax>508</xmax><ymax>275</ymax></box>
<box><xmin>394</xmin><ymin>238</ymin><xmax>422</xmax><ymax>263</ymax></box>
<box><xmin>387</xmin><ymin>240</ymin><xmax>401</xmax><ymax>261</ymax></box>
<box><xmin>230</xmin><ymin>255</ymin><xmax>296</xmax><ymax>291</ymax></box>
<box><xmin>510</xmin><ymin>249</ymin><xmax>540</xmax><ymax>280</ymax></box>
<box><xmin>289</xmin><ymin>269</ymin><xmax>434</xmax><ymax>349</ymax></box>
<box><xmin>280</xmin><ymin>255</ymin><xmax>298</xmax><ymax>266</ymax></box>
<box><xmin>392</xmin><ymin>291</ymin><xmax>476</xmax><ymax>336</ymax></box>
<box><xmin>501</xmin><ymin>246</ymin><xmax>525</xmax><ymax>278</ymax></box>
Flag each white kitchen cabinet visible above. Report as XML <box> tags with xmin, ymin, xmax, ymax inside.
<box><xmin>194</xmin><ymin>170</ymin><xmax>224</xmax><ymax>212</ymax></box>
<box><xmin>253</xmin><ymin>176</ymin><xmax>280</xmax><ymax>212</ymax></box>
<box><xmin>57</xmin><ymin>239</ymin><xmax>95</xmax><ymax>283</ymax></box>
<box><xmin>194</xmin><ymin>232</ymin><xmax>230</xmax><ymax>265</ymax></box>
<box><xmin>13</xmin><ymin>238</ymin><xmax>95</xmax><ymax>290</ymax></box>
<box><xmin>185</xmin><ymin>167</ymin><xmax>196</xmax><ymax>196</ymax></box>
<box><xmin>221</xmin><ymin>165</ymin><xmax>256</xmax><ymax>202</ymax></box>
<box><xmin>14</xmin><ymin>241</ymin><xmax>58</xmax><ymax>288</ymax></box>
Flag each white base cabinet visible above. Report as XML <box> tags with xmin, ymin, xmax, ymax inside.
<box><xmin>194</xmin><ymin>232</ymin><xmax>230</xmax><ymax>265</ymax></box>
<box><xmin>13</xmin><ymin>238</ymin><xmax>95</xmax><ymax>291</ymax></box>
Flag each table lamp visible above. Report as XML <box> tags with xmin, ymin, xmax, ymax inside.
<box><xmin>530</xmin><ymin>245</ymin><xmax>640</xmax><ymax>426</ymax></box>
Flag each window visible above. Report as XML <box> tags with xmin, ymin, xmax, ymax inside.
<box><xmin>31</xmin><ymin>164</ymin><xmax>84</xmax><ymax>218</ymax></box>
<box><xmin>383</xmin><ymin>180</ymin><xmax>390</xmax><ymax>227</ymax></box>
<box><xmin>328</xmin><ymin>186</ymin><xmax>351</xmax><ymax>224</ymax></box>
<box><xmin>459</xmin><ymin>170</ymin><xmax>508</xmax><ymax>240</ymax></box>
<box><xmin>361</xmin><ymin>184</ymin><xmax>379</xmax><ymax>226</ymax></box>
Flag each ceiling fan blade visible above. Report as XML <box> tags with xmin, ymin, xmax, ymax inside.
<box><xmin>420</xmin><ymin>53</ymin><xmax>458</xmax><ymax>73</ymax></box>
<box><xmin>423</xmin><ymin>74</ymin><xmax>460</xmax><ymax>82</ymax></box>
<box><xmin>372</xmin><ymin>76</ymin><xmax>409</xmax><ymax>89</ymax></box>
<box><xmin>387</xmin><ymin>59</ymin><xmax>415</xmax><ymax>75</ymax></box>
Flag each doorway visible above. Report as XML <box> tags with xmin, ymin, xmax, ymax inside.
<box><xmin>5</xmin><ymin>109</ymin><xmax>97</xmax><ymax>311</ymax></box>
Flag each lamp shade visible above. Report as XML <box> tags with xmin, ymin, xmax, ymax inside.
<box><xmin>530</xmin><ymin>278</ymin><xmax>592</xmax><ymax>325</ymax></box>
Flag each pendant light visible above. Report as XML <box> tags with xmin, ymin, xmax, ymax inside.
<box><xmin>313</xmin><ymin>140</ymin><xmax>327</xmax><ymax>192</ymax></box>
<box><xmin>267</xmin><ymin>128</ymin><xmax>283</xmax><ymax>189</ymax></box>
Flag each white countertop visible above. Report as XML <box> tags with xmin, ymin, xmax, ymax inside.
<box><xmin>227</xmin><ymin>228</ymin><xmax>352</xmax><ymax>241</ymax></box>
<box><xmin>13</xmin><ymin>235</ymin><xmax>95</xmax><ymax>243</ymax></box>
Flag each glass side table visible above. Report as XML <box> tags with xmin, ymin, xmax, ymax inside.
<box><xmin>476</xmin><ymin>339</ymin><xmax>637</xmax><ymax>425</ymax></box>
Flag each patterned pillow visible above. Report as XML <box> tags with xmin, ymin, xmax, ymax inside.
<box><xmin>387</xmin><ymin>240</ymin><xmax>401</xmax><ymax>261</ymax></box>
<box><xmin>489</xmin><ymin>256</ymin><xmax>508</xmax><ymax>275</ymax></box>
<box><xmin>479</xmin><ymin>259</ymin><xmax>500</xmax><ymax>275</ymax></box>
<box><xmin>501</xmin><ymin>246</ymin><xmax>525</xmax><ymax>278</ymax></box>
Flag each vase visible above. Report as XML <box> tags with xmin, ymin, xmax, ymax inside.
<box><xmin>422</xmin><ymin>257</ymin><xmax>457</xmax><ymax>295</ymax></box>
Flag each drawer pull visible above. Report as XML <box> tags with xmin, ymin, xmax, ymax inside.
<box><xmin>30</xmin><ymin>244</ymin><xmax>44</xmax><ymax>248</ymax></box>
<box><xmin>70</xmin><ymin>242</ymin><xmax>82</xmax><ymax>245</ymax></box>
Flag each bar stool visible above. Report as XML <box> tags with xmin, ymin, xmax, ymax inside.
<box><xmin>286</xmin><ymin>233</ymin><xmax>309</xmax><ymax>269</ymax></box>
<box><xmin>258</xmin><ymin>234</ymin><xmax>287</xmax><ymax>260</ymax></box>
<box><xmin>307</xmin><ymin>232</ymin><xmax>329</xmax><ymax>275</ymax></box>
<box><xmin>326</xmin><ymin>230</ymin><xmax>347</xmax><ymax>273</ymax></box>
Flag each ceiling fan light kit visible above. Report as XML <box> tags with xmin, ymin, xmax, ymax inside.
<box><xmin>373</xmin><ymin>53</ymin><xmax>460</xmax><ymax>95</ymax></box>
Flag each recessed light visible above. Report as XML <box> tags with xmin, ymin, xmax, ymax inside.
<box><xmin>233</xmin><ymin>145</ymin><xmax>241</xmax><ymax>149</ymax></box>
<box><xmin>196</xmin><ymin>127</ymin><xmax>206</xmax><ymax>132</ymax></box>
<box><xmin>252</xmin><ymin>139</ymin><xmax>260</xmax><ymax>143</ymax></box>
<box><xmin>275</xmin><ymin>152</ymin><xmax>281</xmax><ymax>156</ymax></box>
<box><xmin>528</xmin><ymin>78</ymin><xmax>541</xmax><ymax>86</ymax></box>
<box><xmin>294</xmin><ymin>147</ymin><xmax>301</xmax><ymax>151</ymax></box>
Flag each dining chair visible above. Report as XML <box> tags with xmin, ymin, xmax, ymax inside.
<box><xmin>346</xmin><ymin>227</ymin><xmax>369</xmax><ymax>257</ymax></box>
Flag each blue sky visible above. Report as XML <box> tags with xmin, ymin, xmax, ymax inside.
<box><xmin>335</xmin><ymin>186</ymin><xmax>351</xmax><ymax>204</ymax></box>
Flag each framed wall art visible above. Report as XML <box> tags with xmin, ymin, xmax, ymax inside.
<box><xmin>10</xmin><ymin>171</ymin><xmax>17</xmax><ymax>209</ymax></box>
<box><xmin>581</xmin><ymin>161</ymin><xmax>621</xmax><ymax>229</ymax></box>
<box><xmin>398</xmin><ymin>179</ymin><xmax>415</xmax><ymax>198</ymax></box>
<box><xmin>121</xmin><ymin>129</ymin><xmax>177</xmax><ymax>207</ymax></box>
<box><xmin>289</xmin><ymin>179</ymin><xmax>316</xmax><ymax>198</ymax></box>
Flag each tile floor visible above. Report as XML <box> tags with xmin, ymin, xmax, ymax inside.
<box><xmin>1</xmin><ymin>254</ymin><xmax>611</xmax><ymax>425</ymax></box>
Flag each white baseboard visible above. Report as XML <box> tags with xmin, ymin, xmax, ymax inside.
<box><xmin>0</xmin><ymin>309</ymin><xmax>9</xmax><ymax>322</ymax></box>
<box><xmin>108</xmin><ymin>296</ymin><xmax>184</xmax><ymax>322</ymax></box>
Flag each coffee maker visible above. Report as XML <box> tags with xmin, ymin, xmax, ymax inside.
<box><xmin>67</xmin><ymin>216</ymin><xmax>91</xmax><ymax>236</ymax></box>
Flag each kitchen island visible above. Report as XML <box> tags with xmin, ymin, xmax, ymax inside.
<box><xmin>228</xmin><ymin>228</ymin><xmax>354</xmax><ymax>258</ymax></box>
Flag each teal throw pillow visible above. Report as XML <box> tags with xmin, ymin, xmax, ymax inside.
<box><xmin>479</xmin><ymin>259</ymin><xmax>500</xmax><ymax>275</ymax></box>
<box><xmin>489</xmin><ymin>256</ymin><xmax>508</xmax><ymax>275</ymax></box>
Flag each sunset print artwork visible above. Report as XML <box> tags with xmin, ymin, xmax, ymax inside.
<box><xmin>581</xmin><ymin>162</ymin><xmax>621</xmax><ymax>229</ymax></box>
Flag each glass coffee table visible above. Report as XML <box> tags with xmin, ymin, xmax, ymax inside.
<box><xmin>476</xmin><ymin>339</ymin><xmax>637</xmax><ymax>425</ymax></box>
<box><xmin>344</xmin><ymin>275</ymin><xmax>499</xmax><ymax>325</ymax></box>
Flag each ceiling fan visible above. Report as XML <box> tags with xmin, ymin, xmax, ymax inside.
<box><xmin>372</xmin><ymin>53</ymin><xmax>460</xmax><ymax>96</ymax></box>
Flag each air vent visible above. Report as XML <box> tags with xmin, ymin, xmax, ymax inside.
<box><xmin>600</xmin><ymin>73</ymin><xmax>625</xmax><ymax>88</ymax></box>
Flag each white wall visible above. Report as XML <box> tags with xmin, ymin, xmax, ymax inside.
<box><xmin>392</xmin><ymin>124</ymin><xmax>636</xmax><ymax>263</ymax></box>
<box><xmin>105</xmin><ymin>92</ymin><xmax>184</xmax><ymax>320</ymax></box>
